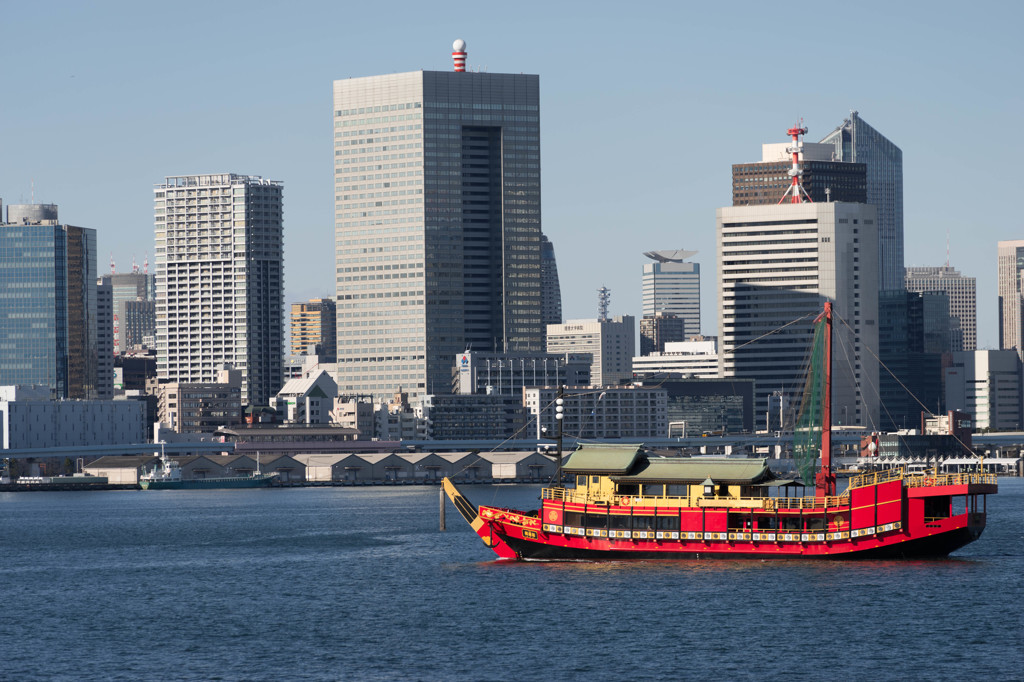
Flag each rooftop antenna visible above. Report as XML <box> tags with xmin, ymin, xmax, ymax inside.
<box><xmin>132</xmin><ymin>254</ymin><xmax>139</xmax><ymax>274</ymax></box>
<box><xmin>452</xmin><ymin>39</ymin><xmax>467</xmax><ymax>72</ymax></box>
<box><xmin>778</xmin><ymin>121</ymin><xmax>814</xmax><ymax>204</ymax></box>
<box><xmin>110</xmin><ymin>253</ymin><xmax>115</xmax><ymax>275</ymax></box>
<box><xmin>597</xmin><ymin>286</ymin><xmax>611</xmax><ymax>322</ymax></box>
<box><xmin>143</xmin><ymin>253</ymin><xmax>149</xmax><ymax>274</ymax></box>
<box><xmin>945</xmin><ymin>230</ymin><xmax>950</xmax><ymax>268</ymax></box>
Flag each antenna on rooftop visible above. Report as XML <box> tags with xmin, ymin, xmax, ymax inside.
<box><xmin>778</xmin><ymin>121</ymin><xmax>814</xmax><ymax>204</ymax></box>
<box><xmin>597</xmin><ymin>287</ymin><xmax>611</xmax><ymax>322</ymax></box>
<box><xmin>132</xmin><ymin>254</ymin><xmax>139</xmax><ymax>274</ymax></box>
<box><xmin>110</xmin><ymin>253</ymin><xmax>115</xmax><ymax>275</ymax></box>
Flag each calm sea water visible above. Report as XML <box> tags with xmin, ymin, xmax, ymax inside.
<box><xmin>1</xmin><ymin>480</ymin><xmax>1021</xmax><ymax>681</ymax></box>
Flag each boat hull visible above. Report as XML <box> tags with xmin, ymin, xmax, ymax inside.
<box><xmin>140</xmin><ymin>474</ymin><xmax>277</xmax><ymax>490</ymax></box>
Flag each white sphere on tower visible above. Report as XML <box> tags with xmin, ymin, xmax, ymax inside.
<box><xmin>453</xmin><ymin>39</ymin><xmax>466</xmax><ymax>52</ymax></box>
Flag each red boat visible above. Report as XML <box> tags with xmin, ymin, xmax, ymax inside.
<box><xmin>443</xmin><ymin>303</ymin><xmax>998</xmax><ymax>560</ymax></box>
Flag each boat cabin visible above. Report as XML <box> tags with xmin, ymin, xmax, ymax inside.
<box><xmin>557</xmin><ymin>443</ymin><xmax>799</xmax><ymax>508</ymax></box>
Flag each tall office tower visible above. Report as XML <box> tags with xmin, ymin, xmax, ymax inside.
<box><xmin>546</xmin><ymin>316</ymin><xmax>635</xmax><ymax>387</ymax></box>
<box><xmin>333</xmin><ymin>42</ymin><xmax>542</xmax><ymax>399</ymax></box>
<box><xmin>291</xmin><ymin>298</ymin><xmax>337</xmax><ymax>360</ymax></box>
<box><xmin>96</xmin><ymin>281</ymin><xmax>114</xmax><ymax>399</ymax></box>
<box><xmin>641</xmin><ymin>250</ymin><xmax>700</xmax><ymax>335</ymax></box>
<box><xmin>732</xmin><ymin>143</ymin><xmax>867</xmax><ymax>206</ymax></box>
<box><xmin>877</xmin><ymin>291</ymin><xmax>946</xmax><ymax>430</ymax></box>
<box><xmin>997</xmin><ymin>240</ymin><xmax>1024</xmax><ymax>360</ymax></box>
<box><xmin>0</xmin><ymin>205</ymin><xmax>98</xmax><ymax>398</ymax></box>
<box><xmin>820</xmin><ymin>111</ymin><xmax>904</xmax><ymax>291</ymax></box>
<box><xmin>100</xmin><ymin>272</ymin><xmax>157</xmax><ymax>354</ymax></box>
<box><xmin>946</xmin><ymin>350</ymin><xmax>1023</xmax><ymax>430</ymax></box>
<box><xmin>540</xmin><ymin>234</ymin><xmax>562</xmax><ymax>327</ymax></box>
<box><xmin>155</xmin><ymin>174</ymin><xmax>284</xmax><ymax>406</ymax></box>
<box><xmin>716</xmin><ymin>202</ymin><xmax>879</xmax><ymax>425</ymax></box>
<box><xmin>905</xmin><ymin>265</ymin><xmax>976</xmax><ymax>351</ymax></box>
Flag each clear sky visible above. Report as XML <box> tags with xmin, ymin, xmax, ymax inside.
<box><xmin>2</xmin><ymin>1</ymin><xmax>1021</xmax><ymax>348</ymax></box>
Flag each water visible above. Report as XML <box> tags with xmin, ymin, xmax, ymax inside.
<box><xmin>1</xmin><ymin>480</ymin><xmax>1022</xmax><ymax>681</ymax></box>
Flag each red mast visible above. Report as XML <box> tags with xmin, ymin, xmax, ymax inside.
<box><xmin>815</xmin><ymin>301</ymin><xmax>836</xmax><ymax>497</ymax></box>
<box><xmin>778</xmin><ymin>121</ymin><xmax>814</xmax><ymax>205</ymax></box>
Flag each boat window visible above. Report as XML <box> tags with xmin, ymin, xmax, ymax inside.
<box><xmin>656</xmin><ymin>516</ymin><xmax>680</xmax><ymax>531</ymax></box>
<box><xmin>591</xmin><ymin>476</ymin><xmax>600</xmax><ymax>484</ymax></box>
<box><xmin>756</xmin><ymin>515</ymin><xmax>777</xmax><ymax>530</ymax></box>
<box><xmin>666</xmin><ymin>484</ymin><xmax>686</xmax><ymax>497</ymax></box>
<box><xmin>584</xmin><ymin>514</ymin><xmax>607</xmax><ymax>529</ymax></box>
<box><xmin>564</xmin><ymin>512</ymin><xmax>583</xmax><ymax>526</ymax></box>
<box><xmin>609</xmin><ymin>515</ymin><xmax>632</xmax><ymax>530</ymax></box>
<box><xmin>633</xmin><ymin>516</ymin><xmax>656</xmax><ymax>530</ymax></box>
<box><xmin>616</xmin><ymin>484</ymin><xmax>639</xmax><ymax>496</ymax></box>
<box><xmin>642</xmin><ymin>484</ymin><xmax>663</xmax><ymax>496</ymax></box>
<box><xmin>576</xmin><ymin>475</ymin><xmax>587</xmax><ymax>487</ymax></box>
<box><xmin>728</xmin><ymin>513</ymin><xmax>752</xmax><ymax>530</ymax></box>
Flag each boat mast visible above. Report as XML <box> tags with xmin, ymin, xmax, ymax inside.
<box><xmin>815</xmin><ymin>301</ymin><xmax>836</xmax><ymax>497</ymax></box>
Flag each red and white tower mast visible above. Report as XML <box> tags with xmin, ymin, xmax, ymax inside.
<box><xmin>778</xmin><ymin>121</ymin><xmax>814</xmax><ymax>204</ymax></box>
<box><xmin>452</xmin><ymin>39</ymin><xmax>467</xmax><ymax>72</ymax></box>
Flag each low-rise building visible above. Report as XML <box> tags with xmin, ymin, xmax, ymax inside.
<box><xmin>420</xmin><ymin>394</ymin><xmax>529</xmax><ymax>440</ymax></box>
<box><xmin>272</xmin><ymin>370</ymin><xmax>337</xmax><ymax>424</ymax></box>
<box><xmin>524</xmin><ymin>386</ymin><xmax>668</xmax><ymax>440</ymax></box>
<box><xmin>0</xmin><ymin>385</ymin><xmax>146</xmax><ymax>449</ymax></box>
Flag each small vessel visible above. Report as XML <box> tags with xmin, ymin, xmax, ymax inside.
<box><xmin>140</xmin><ymin>452</ymin><xmax>277</xmax><ymax>490</ymax></box>
<box><xmin>443</xmin><ymin>303</ymin><xmax>998</xmax><ymax>560</ymax></box>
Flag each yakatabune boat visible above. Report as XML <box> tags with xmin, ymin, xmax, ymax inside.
<box><xmin>443</xmin><ymin>303</ymin><xmax>998</xmax><ymax>560</ymax></box>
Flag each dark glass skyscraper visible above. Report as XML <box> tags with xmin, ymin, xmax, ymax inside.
<box><xmin>0</xmin><ymin>206</ymin><xmax>97</xmax><ymax>398</ymax></box>
<box><xmin>820</xmin><ymin>111</ymin><xmax>904</xmax><ymax>292</ymax></box>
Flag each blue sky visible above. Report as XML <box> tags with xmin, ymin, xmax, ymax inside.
<box><xmin>2</xmin><ymin>1</ymin><xmax>1021</xmax><ymax>347</ymax></box>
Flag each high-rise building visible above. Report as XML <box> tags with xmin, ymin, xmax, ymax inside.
<box><xmin>997</xmin><ymin>240</ymin><xmax>1024</xmax><ymax>361</ymax></box>
<box><xmin>732</xmin><ymin>142</ymin><xmax>867</xmax><ymax>206</ymax></box>
<box><xmin>820</xmin><ymin>111</ymin><xmax>904</xmax><ymax>291</ymax></box>
<box><xmin>877</xmin><ymin>291</ymin><xmax>946</xmax><ymax>431</ymax></box>
<box><xmin>639</xmin><ymin>312</ymin><xmax>686</xmax><ymax>356</ymax></box>
<box><xmin>540</xmin><ymin>234</ymin><xmax>562</xmax><ymax>328</ymax></box>
<box><xmin>291</xmin><ymin>298</ymin><xmax>337</xmax><ymax>360</ymax></box>
<box><xmin>905</xmin><ymin>265</ymin><xmax>976</xmax><ymax>351</ymax></box>
<box><xmin>100</xmin><ymin>272</ymin><xmax>156</xmax><ymax>354</ymax></box>
<box><xmin>0</xmin><ymin>204</ymin><xmax>98</xmax><ymax>399</ymax></box>
<box><xmin>96</xmin><ymin>281</ymin><xmax>114</xmax><ymax>399</ymax></box>
<box><xmin>946</xmin><ymin>350</ymin><xmax>1023</xmax><ymax>430</ymax></box>
<box><xmin>333</xmin><ymin>43</ymin><xmax>542</xmax><ymax>399</ymax></box>
<box><xmin>716</xmin><ymin>202</ymin><xmax>879</xmax><ymax>425</ymax></box>
<box><xmin>546</xmin><ymin>316</ymin><xmax>635</xmax><ymax>387</ymax></box>
<box><xmin>154</xmin><ymin>174</ymin><xmax>284</xmax><ymax>405</ymax></box>
<box><xmin>641</xmin><ymin>250</ymin><xmax>700</xmax><ymax>334</ymax></box>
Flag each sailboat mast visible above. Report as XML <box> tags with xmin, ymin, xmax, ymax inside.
<box><xmin>816</xmin><ymin>301</ymin><xmax>835</xmax><ymax>496</ymax></box>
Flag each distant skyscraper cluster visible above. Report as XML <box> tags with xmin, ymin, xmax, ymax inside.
<box><xmin>291</xmin><ymin>298</ymin><xmax>337</xmax><ymax>361</ymax></box>
<box><xmin>905</xmin><ymin>266</ymin><xmax>976</xmax><ymax>351</ymax></box>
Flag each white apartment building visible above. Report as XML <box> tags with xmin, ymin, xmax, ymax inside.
<box><xmin>905</xmin><ymin>265</ymin><xmax>977</xmax><ymax>351</ymax></box>
<box><xmin>154</xmin><ymin>174</ymin><xmax>284</xmax><ymax>405</ymax></box>
<box><xmin>716</xmin><ymin>202</ymin><xmax>879</xmax><ymax>425</ymax></box>
<box><xmin>546</xmin><ymin>316</ymin><xmax>635</xmax><ymax>387</ymax></box>
<box><xmin>524</xmin><ymin>386</ymin><xmax>668</xmax><ymax>440</ymax></box>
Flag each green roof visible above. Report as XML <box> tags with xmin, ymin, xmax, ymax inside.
<box><xmin>611</xmin><ymin>457</ymin><xmax>771</xmax><ymax>484</ymax></box>
<box><xmin>562</xmin><ymin>444</ymin><xmax>643</xmax><ymax>474</ymax></box>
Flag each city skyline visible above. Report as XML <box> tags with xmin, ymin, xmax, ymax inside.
<box><xmin>2</xmin><ymin>2</ymin><xmax>1021</xmax><ymax>348</ymax></box>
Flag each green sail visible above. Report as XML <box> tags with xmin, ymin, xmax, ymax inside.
<box><xmin>792</xmin><ymin>315</ymin><xmax>826</xmax><ymax>485</ymax></box>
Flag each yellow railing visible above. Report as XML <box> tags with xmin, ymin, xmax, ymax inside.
<box><xmin>847</xmin><ymin>468</ymin><xmax>906</xmax><ymax>490</ymax></box>
<box><xmin>905</xmin><ymin>472</ymin><xmax>998</xmax><ymax>488</ymax></box>
<box><xmin>765</xmin><ymin>495</ymin><xmax>845</xmax><ymax>510</ymax></box>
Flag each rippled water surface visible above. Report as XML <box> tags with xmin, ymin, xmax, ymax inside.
<box><xmin>1</xmin><ymin>479</ymin><xmax>1021</xmax><ymax>680</ymax></box>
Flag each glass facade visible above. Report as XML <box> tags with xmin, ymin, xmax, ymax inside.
<box><xmin>333</xmin><ymin>70</ymin><xmax>542</xmax><ymax>399</ymax></box>
<box><xmin>0</xmin><ymin>223</ymin><xmax>97</xmax><ymax>398</ymax></box>
<box><xmin>820</xmin><ymin>112</ymin><xmax>904</xmax><ymax>292</ymax></box>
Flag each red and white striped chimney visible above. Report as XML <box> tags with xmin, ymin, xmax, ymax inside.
<box><xmin>452</xmin><ymin>39</ymin><xmax>467</xmax><ymax>72</ymax></box>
